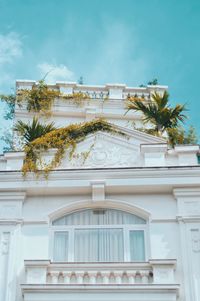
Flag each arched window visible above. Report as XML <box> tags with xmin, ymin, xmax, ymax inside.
<box><xmin>51</xmin><ymin>208</ymin><xmax>147</xmax><ymax>262</ymax></box>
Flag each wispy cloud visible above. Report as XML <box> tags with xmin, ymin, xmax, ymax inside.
<box><xmin>0</xmin><ymin>32</ymin><xmax>23</xmax><ymax>92</ymax></box>
<box><xmin>87</xmin><ymin>21</ymin><xmax>149</xmax><ymax>85</ymax></box>
<box><xmin>37</xmin><ymin>63</ymin><xmax>75</xmax><ymax>83</ymax></box>
<box><xmin>0</xmin><ymin>32</ymin><xmax>22</xmax><ymax>64</ymax></box>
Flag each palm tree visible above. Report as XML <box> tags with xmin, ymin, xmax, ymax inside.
<box><xmin>14</xmin><ymin>117</ymin><xmax>57</xmax><ymax>145</ymax></box>
<box><xmin>126</xmin><ymin>91</ymin><xmax>187</xmax><ymax>135</ymax></box>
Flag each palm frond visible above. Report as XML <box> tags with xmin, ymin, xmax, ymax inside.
<box><xmin>151</xmin><ymin>91</ymin><xmax>169</xmax><ymax>110</ymax></box>
<box><xmin>14</xmin><ymin>117</ymin><xmax>57</xmax><ymax>145</ymax></box>
<box><xmin>125</xmin><ymin>90</ymin><xmax>187</xmax><ymax>135</ymax></box>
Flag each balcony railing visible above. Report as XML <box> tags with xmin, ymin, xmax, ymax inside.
<box><xmin>24</xmin><ymin>260</ymin><xmax>176</xmax><ymax>286</ymax></box>
<box><xmin>16</xmin><ymin>80</ymin><xmax>168</xmax><ymax>102</ymax></box>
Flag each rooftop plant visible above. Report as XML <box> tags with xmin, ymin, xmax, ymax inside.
<box><xmin>125</xmin><ymin>91</ymin><xmax>188</xmax><ymax>143</ymax></box>
<box><xmin>17</xmin><ymin>80</ymin><xmax>60</xmax><ymax>113</ymax></box>
<box><xmin>125</xmin><ymin>90</ymin><xmax>199</xmax><ymax>146</ymax></box>
<box><xmin>0</xmin><ymin>79</ymin><xmax>90</xmax><ymax>118</ymax></box>
<box><xmin>14</xmin><ymin>117</ymin><xmax>57</xmax><ymax>145</ymax></box>
<box><xmin>22</xmin><ymin>119</ymin><xmax>127</xmax><ymax>176</ymax></box>
<box><xmin>62</xmin><ymin>91</ymin><xmax>89</xmax><ymax>106</ymax></box>
<box><xmin>167</xmin><ymin>126</ymin><xmax>198</xmax><ymax>147</ymax></box>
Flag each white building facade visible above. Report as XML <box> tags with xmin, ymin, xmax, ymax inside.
<box><xmin>0</xmin><ymin>81</ymin><xmax>200</xmax><ymax>301</ymax></box>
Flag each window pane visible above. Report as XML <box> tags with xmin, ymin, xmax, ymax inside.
<box><xmin>53</xmin><ymin>209</ymin><xmax>146</xmax><ymax>225</ymax></box>
<box><xmin>129</xmin><ymin>230</ymin><xmax>145</xmax><ymax>261</ymax></box>
<box><xmin>75</xmin><ymin>228</ymin><xmax>124</xmax><ymax>262</ymax></box>
<box><xmin>54</xmin><ymin>231</ymin><xmax>68</xmax><ymax>261</ymax></box>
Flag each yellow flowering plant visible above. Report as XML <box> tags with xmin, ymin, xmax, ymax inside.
<box><xmin>1</xmin><ymin>80</ymin><xmax>91</xmax><ymax>117</ymax></box>
<box><xmin>22</xmin><ymin>119</ymin><xmax>127</xmax><ymax>176</ymax></box>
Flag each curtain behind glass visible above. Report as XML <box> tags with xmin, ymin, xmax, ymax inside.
<box><xmin>53</xmin><ymin>209</ymin><xmax>146</xmax><ymax>225</ymax></box>
<box><xmin>129</xmin><ymin>230</ymin><xmax>145</xmax><ymax>261</ymax></box>
<box><xmin>54</xmin><ymin>231</ymin><xmax>68</xmax><ymax>261</ymax></box>
<box><xmin>75</xmin><ymin>228</ymin><xmax>124</xmax><ymax>262</ymax></box>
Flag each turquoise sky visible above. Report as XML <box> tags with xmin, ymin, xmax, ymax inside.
<box><xmin>0</xmin><ymin>0</ymin><xmax>199</xmax><ymax>151</ymax></box>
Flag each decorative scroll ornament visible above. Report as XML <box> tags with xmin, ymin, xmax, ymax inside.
<box><xmin>1</xmin><ymin>232</ymin><xmax>10</xmax><ymax>255</ymax></box>
<box><xmin>191</xmin><ymin>229</ymin><xmax>200</xmax><ymax>253</ymax></box>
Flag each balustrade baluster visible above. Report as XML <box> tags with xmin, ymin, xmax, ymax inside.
<box><xmin>114</xmin><ymin>272</ymin><xmax>122</xmax><ymax>284</ymax></box>
<box><xmin>141</xmin><ymin>272</ymin><xmax>149</xmax><ymax>283</ymax></box>
<box><xmin>102</xmin><ymin>272</ymin><xmax>110</xmax><ymax>284</ymax></box>
<box><xmin>63</xmin><ymin>272</ymin><xmax>71</xmax><ymax>284</ymax></box>
<box><xmin>89</xmin><ymin>272</ymin><xmax>97</xmax><ymax>284</ymax></box>
<box><xmin>51</xmin><ymin>272</ymin><xmax>59</xmax><ymax>284</ymax></box>
<box><xmin>135</xmin><ymin>271</ymin><xmax>142</xmax><ymax>283</ymax></box>
<box><xmin>76</xmin><ymin>272</ymin><xmax>84</xmax><ymax>284</ymax></box>
<box><xmin>127</xmin><ymin>272</ymin><xmax>135</xmax><ymax>284</ymax></box>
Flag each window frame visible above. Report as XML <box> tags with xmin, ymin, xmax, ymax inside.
<box><xmin>49</xmin><ymin>210</ymin><xmax>149</xmax><ymax>263</ymax></box>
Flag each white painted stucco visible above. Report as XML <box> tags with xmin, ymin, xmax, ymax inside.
<box><xmin>0</xmin><ymin>81</ymin><xmax>200</xmax><ymax>301</ymax></box>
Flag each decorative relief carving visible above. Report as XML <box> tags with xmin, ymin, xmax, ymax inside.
<box><xmin>68</xmin><ymin>137</ymin><xmax>139</xmax><ymax>168</ymax></box>
<box><xmin>1</xmin><ymin>232</ymin><xmax>10</xmax><ymax>255</ymax></box>
<box><xmin>191</xmin><ymin>229</ymin><xmax>200</xmax><ymax>252</ymax></box>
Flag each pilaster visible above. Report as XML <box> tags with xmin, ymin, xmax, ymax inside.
<box><xmin>174</xmin><ymin>188</ymin><xmax>200</xmax><ymax>301</ymax></box>
<box><xmin>105</xmin><ymin>84</ymin><xmax>126</xmax><ymax>100</ymax></box>
<box><xmin>0</xmin><ymin>192</ymin><xmax>26</xmax><ymax>301</ymax></box>
<box><xmin>0</xmin><ymin>191</ymin><xmax>26</xmax><ymax>222</ymax></box>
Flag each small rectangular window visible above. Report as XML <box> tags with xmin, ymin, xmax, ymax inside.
<box><xmin>129</xmin><ymin>230</ymin><xmax>145</xmax><ymax>261</ymax></box>
<box><xmin>54</xmin><ymin>231</ymin><xmax>69</xmax><ymax>261</ymax></box>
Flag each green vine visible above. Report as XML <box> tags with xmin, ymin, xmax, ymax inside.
<box><xmin>1</xmin><ymin>80</ymin><xmax>91</xmax><ymax>117</ymax></box>
<box><xmin>17</xmin><ymin>80</ymin><xmax>60</xmax><ymax>114</ymax></box>
<box><xmin>62</xmin><ymin>92</ymin><xmax>90</xmax><ymax>107</ymax></box>
<box><xmin>22</xmin><ymin>119</ymin><xmax>127</xmax><ymax>176</ymax></box>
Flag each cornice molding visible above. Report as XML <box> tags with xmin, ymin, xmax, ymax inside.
<box><xmin>1</xmin><ymin>166</ymin><xmax>200</xmax><ymax>181</ymax></box>
<box><xmin>173</xmin><ymin>188</ymin><xmax>200</xmax><ymax>198</ymax></box>
<box><xmin>177</xmin><ymin>216</ymin><xmax>200</xmax><ymax>223</ymax></box>
<box><xmin>0</xmin><ymin>191</ymin><xmax>26</xmax><ymax>201</ymax></box>
<box><xmin>0</xmin><ymin>167</ymin><xmax>200</xmax><ymax>195</ymax></box>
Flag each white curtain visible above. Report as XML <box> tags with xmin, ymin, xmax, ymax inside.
<box><xmin>129</xmin><ymin>230</ymin><xmax>145</xmax><ymax>261</ymax></box>
<box><xmin>74</xmin><ymin>228</ymin><xmax>124</xmax><ymax>262</ymax></box>
<box><xmin>53</xmin><ymin>209</ymin><xmax>146</xmax><ymax>225</ymax></box>
<box><xmin>54</xmin><ymin>231</ymin><xmax>68</xmax><ymax>261</ymax></box>
<box><xmin>53</xmin><ymin>209</ymin><xmax>146</xmax><ymax>262</ymax></box>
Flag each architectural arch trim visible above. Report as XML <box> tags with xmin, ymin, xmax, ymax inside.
<box><xmin>48</xmin><ymin>199</ymin><xmax>151</xmax><ymax>223</ymax></box>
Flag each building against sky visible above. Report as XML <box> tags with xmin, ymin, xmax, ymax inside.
<box><xmin>0</xmin><ymin>80</ymin><xmax>200</xmax><ymax>301</ymax></box>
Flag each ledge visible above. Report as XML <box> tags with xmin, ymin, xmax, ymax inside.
<box><xmin>21</xmin><ymin>283</ymin><xmax>180</xmax><ymax>301</ymax></box>
<box><xmin>4</xmin><ymin>151</ymin><xmax>25</xmax><ymax>159</ymax></box>
<box><xmin>15</xmin><ymin>80</ymin><xmax>168</xmax><ymax>94</ymax></box>
<box><xmin>105</xmin><ymin>83</ymin><xmax>126</xmax><ymax>89</ymax></box>
<box><xmin>175</xmin><ymin>145</ymin><xmax>199</xmax><ymax>153</ymax></box>
<box><xmin>149</xmin><ymin>259</ymin><xmax>176</xmax><ymax>267</ymax></box>
<box><xmin>141</xmin><ymin>144</ymin><xmax>167</xmax><ymax>153</ymax></box>
<box><xmin>21</xmin><ymin>283</ymin><xmax>180</xmax><ymax>290</ymax></box>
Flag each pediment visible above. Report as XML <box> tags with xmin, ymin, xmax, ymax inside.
<box><xmin>59</xmin><ymin>126</ymin><xmax>166</xmax><ymax>169</ymax></box>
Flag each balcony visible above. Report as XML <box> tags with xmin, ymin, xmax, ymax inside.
<box><xmin>14</xmin><ymin>81</ymin><xmax>167</xmax><ymax>122</ymax></box>
<box><xmin>16</xmin><ymin>80</ymin><xmax>168</xmax><ymax>100</ymax></box>
<box><xmin>21</xmin><ymin>260</ymin><xmax>179</xmax><ymax>301</ymax></box>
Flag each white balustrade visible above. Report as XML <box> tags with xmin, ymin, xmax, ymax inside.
<box><xmin>16</xmin><ymin>80</ymin><xmax>167</xmax><ymax>102</ymax></box>
<box><xmin>24</xmin><ymin>260</ymin><xmax>176</xmax><ymax>286</ymax></box>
